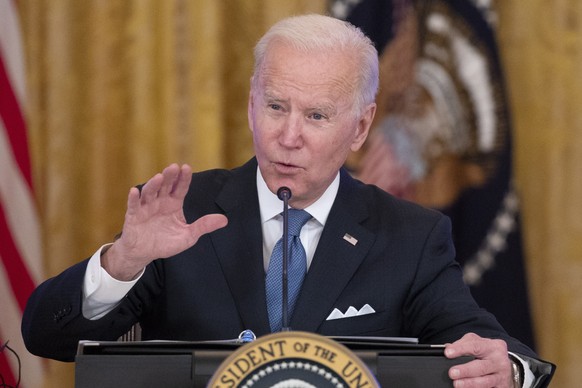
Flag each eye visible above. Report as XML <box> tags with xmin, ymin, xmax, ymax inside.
<box><xmin>310</xmin><ymin>112</ymin><xmax>325</xmax><ymax>120</ymax></box>
<box><xmin>268</xmin><ymin>103</ymin><xmax>282</xmax><ymax>111</ymax></box>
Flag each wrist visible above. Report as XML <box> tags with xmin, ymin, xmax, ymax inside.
<box><xmin>101</xmin><ymin>241</ymin><xmax>144</xmax><ymax>281</ymax></box>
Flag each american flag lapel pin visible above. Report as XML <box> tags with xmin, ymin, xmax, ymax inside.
<box><xmin>343</xmin><ymin>233</ymin><xmax>358</xmax><ymax>246</ymax></box>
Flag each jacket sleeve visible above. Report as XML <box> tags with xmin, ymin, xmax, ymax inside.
<box><xmin>402</xmin><ymin>214</ymin><xmax>537</xmax><ymax>358</ymax></box>
<box><xmin>21</xmin><ymin>259</ymin><xmax>139</xmax><ymax>361</ymax></box>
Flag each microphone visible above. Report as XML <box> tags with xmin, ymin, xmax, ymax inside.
<box><xmin>277</xmin><ymin>187</ymin><xmax>292</xmax><ymax>201</ymax></box>
<box><xmin>277</xmin><ymin>187</ymin><xmax>292</xmax><ymax>331</ymax></box>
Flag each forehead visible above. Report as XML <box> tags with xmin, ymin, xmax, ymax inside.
<box><xmin>257</xmin><ymin>43</ymin><xmax>358</xmax><ymax>102</ymax></box>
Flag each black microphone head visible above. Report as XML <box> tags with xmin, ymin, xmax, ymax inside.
<box><xmin>277</xmin><ymin>187</ymin><xmax>292</xmax><ymax>201</ymax></box>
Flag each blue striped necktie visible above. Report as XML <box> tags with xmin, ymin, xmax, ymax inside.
<box><xmin>265</xmin><ymin>209</ymin><xmax>312</xmax><ymax>332</ymax></box>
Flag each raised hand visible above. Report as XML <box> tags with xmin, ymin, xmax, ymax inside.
<box><xmin>445</xmin><ymin>333</ymin><xmax>515</xmax><ymax>388</ymax></box>
<box><xmin>102</xmin><ymin>164</ymin><xmax>228</xmax><ymax>280</ymax></box>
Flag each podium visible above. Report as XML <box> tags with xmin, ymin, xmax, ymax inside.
<box><xmin>75</xmin><ymin>337</ymin><xmax>474</xmax><ymax>387</ymax></box>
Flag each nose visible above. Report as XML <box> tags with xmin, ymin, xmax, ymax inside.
<box><xmin>278</xmin><ymin>114</ymin><xmax>304</xmax><ymax>148</ymax></box>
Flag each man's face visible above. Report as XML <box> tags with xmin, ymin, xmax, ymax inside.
<box><xmin>248</xmin><ymin>43</ymin><xmax>376</xmax><ymax>209</ymax></box>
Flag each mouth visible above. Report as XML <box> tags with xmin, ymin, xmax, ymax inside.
<box><xmin>273</xmin><ymin>161</ymin><xmax>302</xmax><ymax>174</ymax></box>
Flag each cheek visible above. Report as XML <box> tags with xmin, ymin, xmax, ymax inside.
<box><xmin>314</xmin><ymin>142</ymin><xmax>350</xmax><ymax>176</ymax></box>
<box><xmin>327</xmin><ymin>135</ymin><xmax>355</xmax><ymax>159</ymax></box>
<box><xmin>252</xmin><ymin>127</ymin><xmax>280</xmax><ymax>158</ymax></box>
<box><xmin>253</xmin><ymin>126</ymin><xmax>273</xmax><ymax>146</ymax></box>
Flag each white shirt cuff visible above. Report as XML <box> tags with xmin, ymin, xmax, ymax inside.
<box><xmin>82</xmin><ymin>243</ymin><xmax>145</xmax><ymax>320</ymax></box>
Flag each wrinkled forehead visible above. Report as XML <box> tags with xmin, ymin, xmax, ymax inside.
<box><xmin>254</xmin><ymin>42</ymin><xmax>360</xmax><ymax>101</ymax></box>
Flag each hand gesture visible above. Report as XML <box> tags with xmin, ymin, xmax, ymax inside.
<box><xmin>445</xmin><ymin>333</ymin><xmax>515</xmax><ymax>388</ymax></box>
<box><xmin>102</xmin><ymin>164</ymin><xmax>228</xmax><ymax>280</ymax></box>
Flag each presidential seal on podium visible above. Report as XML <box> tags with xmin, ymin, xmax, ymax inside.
<box><xmin>208</xmin><ymin>331</ymin><xmax>378</xmax><ymax>387</ymax></box>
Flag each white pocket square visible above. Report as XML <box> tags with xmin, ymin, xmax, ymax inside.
<box><xmin>326</xmin><ymin>304</ymin><xmax>376</xmax><ymax>320</ymax></box>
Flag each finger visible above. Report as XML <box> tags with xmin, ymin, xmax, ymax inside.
<box><xmin>188</xmin><ymin>214</ymin><xmax>228</xmax><ymax>243</ymax></box>
<box><xmin>446</xmin><ymin>334</ymin><xmax>508</xmax><ymax>359</ymax></box>
<box><xmin>140</xmin><ymin>172</ymin><xmax>164</xmax><ymax>204</ymax></box>
<box><xmin>449</xmin><ymin>372</ymin><xmax>499</xmax><ymax>388</ymax></box>
<box><xmin>126</xmin><ymin>187</ymin><xmax>141</xmax><ymax>217</ymax></box>
<box><xmin>172</xmin><ymin>164</ymin><xmax>193</xmax><ymax>198</ymax></box>
<box><xmin>449</xmin><ymin>357</ymin><xmax>497</xmax><ymax>381</ymax></box>
<box><xmin>449</xmin><ymin>359</ymin><xmax>510</xmax><ymax>388</ymax></box>
<box><xmin>445</xmin><ymin>334</ymin><xmax>511</xmax><ymax>386</ymax></box>
<box><xmin>159</xmin><ymin>163</ymin><xmax>182</xmax><ymax>196</ymax></box>
<box><xmin>445</xmin><ymin>333</ymin><xmax>479</xmax><ymax>358</ymax></box>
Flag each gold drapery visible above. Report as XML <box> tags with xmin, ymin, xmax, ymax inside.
<box><xmin>497</xmin><ymin>1</ymin><xmax>582</xmax><ymax>386</ymax></box>
<box><xmin>19</xmin><ymin>1</ymin><xmax>325</xmax><ymax>386</ymax></box>
<box><xmin>16</xmin><ymin>0</ymin><xmax>582</xmax><ymax>386</ymax></box>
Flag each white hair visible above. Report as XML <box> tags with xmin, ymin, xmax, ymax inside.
<box><xmin>252</xmin><ymin>14</ymin><xmax>379</xmax><ymax>114</ymax></box>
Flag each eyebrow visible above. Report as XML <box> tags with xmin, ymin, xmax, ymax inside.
<box><xmin>264</xmin><ymin>93</ymin><xmax>287</xmax><ymax>104</ymax></box>
<box><xmin>264</xmin><ymin>91</ymin><xmax>336</xmax><ymax>112</ymax></box>
<box><xmin>308</xmin><ymin>103</ymin><xmax>336</xmax><ymax>116</ymax></box>
<box><xmin>259</xmin><ymin>89</ymin><xmax>283</xmax><ymax>103</ymax></box>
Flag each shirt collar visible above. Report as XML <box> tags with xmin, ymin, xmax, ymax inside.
<box><xmin>256</xmin><ymin>167</ymin><xmax>339</xmax><ymax>227</ymax></box>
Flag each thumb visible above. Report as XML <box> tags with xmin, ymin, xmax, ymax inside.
<box><xmin>189</xmin><ymin>214</ymin><xmax>228</xmax><ymax>242</ymax></box>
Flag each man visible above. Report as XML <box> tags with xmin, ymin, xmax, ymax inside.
<box><xmin>23</xmin><ymin>14</ymin><xmax>544</xmax><ymax>387</ymax></box>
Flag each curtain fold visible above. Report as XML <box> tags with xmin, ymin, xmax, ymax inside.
<box><xmin>497</xmin><ymin>1</ymin><xmax>582</xmax><ymax>386</ymax></box>
<box><xmin>15</xmin><ymin>0</ymin><xmax>582</xmax><ymax>386</ymax></box>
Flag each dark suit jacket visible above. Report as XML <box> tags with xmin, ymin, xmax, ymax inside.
<box><xmin>22</xmin><ymin>158</ymin><xmax>536</xmax><ymax>362</ymax></box>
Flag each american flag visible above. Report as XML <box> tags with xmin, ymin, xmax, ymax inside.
<box><xmin>1</xmin><ymin>0</ymin><xmax>45</xmax><ymax>386</ymax></box>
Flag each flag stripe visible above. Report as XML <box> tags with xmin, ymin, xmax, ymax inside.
<box><xmin>0</xmin><ymin>55</ymin><xmax>32</xmax><ymax>189</ymax></box>
<box><xmin>0</xmin><ymin>202</ymin><xmax>36</xmax><ymax>312</ymax></box>
<box><xmin>0</xmin><ymin>117</ymin><xmax>44</xmax><ymax>286</ymax></box>
<box><xmin>0</xmin><ymin>0</ymin><xmax>27</xmax><ymax>106</ymax></box>
<box><xmin>0</xmin><ymin>0</ymin><xmax>47</xmax><ymax>386</ymax></box>
<box><xmin>0</xmin><ymin>0</ymin><xmax>43</xmax><ymax>288</ymax></box>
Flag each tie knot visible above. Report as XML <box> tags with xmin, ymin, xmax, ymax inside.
<box><xmin>287</xmin><ymin>209</ymin><xmax>311</xmax><ymax>237</ymax></box>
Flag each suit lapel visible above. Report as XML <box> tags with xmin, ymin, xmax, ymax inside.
<box><xmin>209</xmin><ymin>163</ymin><xmax>377</xmax><ymax>335</ymax></box>
<box><xmin>211</xmin><ymin>159</ymin><xmax>271</xmax><ymax>335</ymax></box>
<box><xmin>291</xmin><ymin>170</ymin><xmax>376</xmax><ymax>332</ymax></box>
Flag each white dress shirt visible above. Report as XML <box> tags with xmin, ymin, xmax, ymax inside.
<box><xmin>256</xmin><ymin>168</ymin><xmax>338</xmax><ymax>271</ymax></box>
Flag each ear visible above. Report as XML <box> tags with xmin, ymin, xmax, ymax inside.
<box><xmin>350</xmin><ymin>103</ymin><xmax>377</xmax><ymax>152</ymax></box>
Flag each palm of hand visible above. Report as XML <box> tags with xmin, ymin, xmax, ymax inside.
<box><xmin>112</xmin><ymin>164</ymin><xmax>228</xmax><ymax>271</ymax></box>
<box><xmin>120</xmin><ymin>189</ymin><xmax>195</xmax><ymax>262</ymax></box>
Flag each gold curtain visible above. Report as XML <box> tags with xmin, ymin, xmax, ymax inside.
<box><xmin>19</xmin><ymin>1</ymin><xmax>325</xmax><ymax>386</ymax></box>
<box><xmin>16</xmin><ymin>0</ymin><xmax>582</xmax><ymax>386</ymax></box>
<box><xmin>497</xmin><ymin>1</ymin><xmax>582</xmax><ymax>386</ymax></box>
